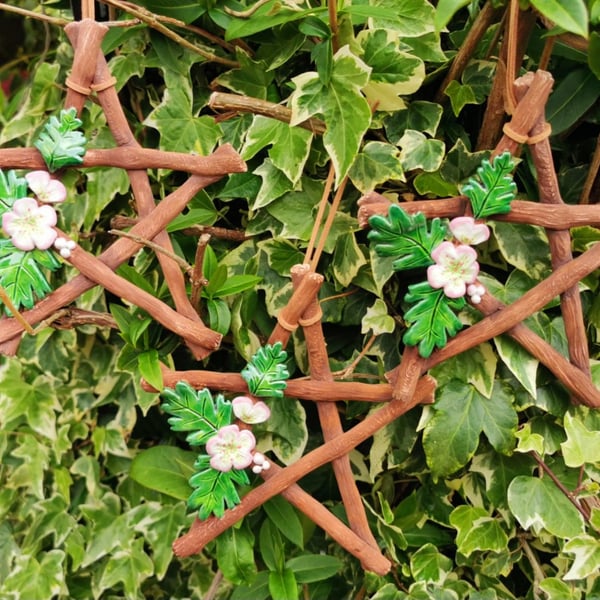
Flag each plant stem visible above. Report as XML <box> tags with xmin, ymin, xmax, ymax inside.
<box><xmin>190</xmin><ymin>234</ymin><xmax>211</xmax><ymax>313</ymax></box>
<box><xmin>0</xmin><ymin>285</ymin><xmax>35</xmax><ymax>335</ymax></box>
<box><xmin>531</xmin><ymin>451</ymin><xmax>591</xmax><ymax>522</ymax></box>
<box><xmin>0</xmin><ymin>2</ymin><xmax>68</xmax><ymax>26</ymax></box>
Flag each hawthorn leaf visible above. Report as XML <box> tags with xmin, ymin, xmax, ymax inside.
<box><xmin>0</xmin><ymin>168</ymin><xmax>28</xmax><ymax>213</ymax></box>
<box><xmin>461</xmin><ymin>152</ymin><xmax>517</xmax><ymax>218</ymax></box>
<box><xmin>349</xmin><ymin>141</ymin><xmax>405</xmax><ymax>193</ymax></box>
<box><xmin>0</xmin><ymin>240</ymin><xmax>61</xmax><ymax>314</ymax></box>
<box><xmin>161</xmin><ymin>383</ymin><xmax>232</xmax><ymax>446</ymax></box>
<box><xmin>34</xmin><ymin>107</ymin><xmax>86</xmax><ymax>172</ymax></box>
<box><xmin>403</xmin><ymin>283</ymin><xmax>465</xmax><ymax>358</ymax></box>
<box><xmin>560</xmin><ymin>411</ymin><xmax>600</xmax><ymax>467</ymax></box>
<box><xmin>399</xmin><ymin>129</ymin><xmax>445</xmax><ymax>172</ymax></box>
<box><xmin>241</xmin><ymin>342</ymin><xmax>289</xmax><ymax>398</ymax></box>
<box><xmin>507</xmin><ymin>476</ymin><xmax>585</xmax><ymax>537</ymax></box>
<box><xmin>368</xmin><ymin>205</ymin><xmax>447</xmax><ymax>270</ymax></box>
<box><xmin>290</xmin><ymin>46</ymin><xmax>372</xmax><ymax>185</ymax></box>
<box><xmin>563</xmin><ymin>536</ymin><xmax>600</xmax><ymax>580</ymax></box>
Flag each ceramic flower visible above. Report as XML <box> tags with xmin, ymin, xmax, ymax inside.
<box><xmin>427</xmin><ymin>241</ymin><xmax>479</xmax><ymax>298</ymax></box>
<box><xmin>2</xmin><ymin>197</ymin><xmax>57</xmax><ymax>251</ymax></box>
<box><xmin>205</xmin><ymin>424</ymin><xmax>256</xmax><ymax>472</ymax></box>
<box><xmin>449</xmin><ymin>216</ymin><xmax>490</xmax><ymax>245</ymax></box>
<box><xmin>25</xmin><ymin>171</ymin><xmax>67</xmax><ymax>204</ymax></box>
<box><xmin>232</xmin><ymin>396</ymin><xmax>271</xmax><ymax>424</ymax></box>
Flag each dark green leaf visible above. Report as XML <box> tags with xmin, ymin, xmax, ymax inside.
<box><xmin>264</xmin><ymin>496</ymin><xmax>304</xmax><ymax>549</ymax></box>
<box><xmin>286</xmin><ymin>554</ymin><xmax>342</xmax><ymax>583</ymax></box>
<box><xmin>529</xmin><ymin>0</ymin><xmax>588</xmax><ymax>37</ymax></box>
<box><xmin>0</xmin><ymin>240</ymin><xmax>60</xmax><ymax>314</ymax></box>
<box><xmin>0</xmin><ymin>168</ymin><xmax>28</xmax><ymax>213</ymax></box>
<box><xmin>403</xmin><ymin>282</ymin><xmax>465</xmax><ymax>358</ymax></box>
<box><xmin>206</xmin><ymin>297</ymin><xmax>231</xmax><ymax>336</ymax></box>
<box><xmin>241</xmin><ymin>342</ymin><xmax>289</xmax><ymax>398</ymax></box>
<box><xmin>161</xmin><ymin>382</ymin><xmax>232</xmax><ymax>446</ymax></box>
<box><xmin>33</xmin><ymin>107</ymin><xmax>86</xmax><ymax>172</ymax></box>
<box><xmin>461</xmin><ymin>152</ymin><xmax>516</xmax><ymax>218</ymax></box>
<box><xmin>260</xmin><ymin>519</ymin><xmax>285</xmax><ymax>572</ymax></box>
<box><xmin>368</xmin><ymin>205</ymin><xmax>447</xmax><ymax>271</ymax></box>
<box><xmin>216</xmin><ymin>525</ymin><xmax>257</xmax><ymax>585</ymax></box>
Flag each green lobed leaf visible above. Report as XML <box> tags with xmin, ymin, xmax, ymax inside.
<box><xmin>444</xmin><ymin>80</ymin><xmax>479</xmax><ymax>117</ymax></box>
<box><xmin>507</xmin><ymin>476</ymin><xmax>585</xmax><ymax>537</ymax></box>
<box><xmin>33</xmin><ymin>107</ymin><xmax>87</xmax><ymax>172</ymax></box>
<box><xmin>410</xmin><ymin>543</ymin><xmax>452</xmax><ymax>585</ymax></box>
<box><xmin>560</xmin><ymin>411</ymin><xmax>600</xmax><ymax>467</ymax></box>
<box><xmin>0</xmin><ymin>239</ymin><xmax>61</xmax><ymax>314</ymax></box>
<box><xmin>399</xmin><ymin>129</ymin><xmax>445</xmax><ymax>172</ymax></box>
<box><xmin>0</xmin><ymin>168</ymin><xmax>28</xmax><ymax>214</ymax></box>
<box><xmin>348</xmin><ymin>141</ymin><xmax>405</xmax><ymax>193</ymax></box>
<box><xmin>384</xmin><ymin>101</ymin><xmax>443</xmax><ymax>143</ymax></box>
<box><xmin>263</xmin><ymin>395</ymin><xmax>308</xmax><ymax>465</ymax></box>
<box><xmin>1</xmin><ymin>550</ymin><xmax>65</xmax><ymax>600</ymax></box>
<box><xmin>368</xmin><ymin>205</ymin><xmax>447</xmax><ymax>271</ymax></box>
<box><xmin>241</xmin><ymin>342</ymin><xmax>289</xmax><ymax>398</ymax></box>
<box><xmin>362</xmin><ymin>298</ymin><xmax>396</xmax><ymax>335</ymax></box>
<box><xmin>461</xmin><ymin>152</ymin><xmax>516</xmax><ymax>218</ymax></box>
<box><xmin>449</xmin><ymin>506</ymin><xmax>509</xmax><ymax>557</ymax></box>
<box><xmin>333</xmin><ymin>231</ymin><xmax>367</xmax><ymax>287</ymax></box>
<box><xmin>366</xmin><ymin>0</ymin><xmax>436</xmax><ymax>37</ymax></box>
<box><xmin>188</xmin><ymin>454</ymin><xmax>250</xmax><ymax>519</ymax></box>
<box><xmin>403</xmin><ymin>283</ymin><xmax>465</xmax><ymax>358</ymax></box>
<box><xmin>161</xmin><ymin>382</ymin><xmax>232</xmax><ymax>446</ymax></box>
<box><xmin>129</xmin><ymin>445</ymin><xmax>196</xmax><ymax>500</ymax></box>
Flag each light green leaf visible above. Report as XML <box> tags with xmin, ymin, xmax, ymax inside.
<box><xmin>241</xmin><ymin>342</ymin><xmax>289</xmax><ymax>398</ymax></box>
<box><xmin>398</xmin><ymin>129</ymin><xmax>445</xmax><ymax>172</ymax></box>
<box><xmin>349</xmin><ymin>141</ymin><xmax>405</xmax><ymax>192</ymax></box>
<box><xmin>434</xmin><ymin>0</ymin><xmax>471</xmax><ymax>31</ymax></box>
<box><xmin>1</xmin><ymin>550</ymin><xmax>65</xmax><ymax>600</ymax></box>
<box><xmin>563</xmin><ymin>536</ymin><xmax>600</xmax><ymax>580</ymax></box>
<box><xmin>362</xmin><ymin>298</ymin><xmax>396</xmax><ymax>335</ymax></box>
<box><xmin>514</xmin><ymin>423</ymin><xmax>546</xmax><ymax>455</ymax></box>
<box><xmin>560</xmin><ymin>411</ymin><xmax>600</xmax><ymax>467</ymax></box>
<box><xmin>253</xmin><ymin>159</ymin><xmax>296</xmax><ymax>210</ymax></box>
<box><xmin>130</xmin><ymin>445</ymin><xmax>196</xmax><ymax>500</ymax></box>
<box><xmin>539</xmin><ymin>577</ymin><xmax>581</xmax><ymax>600</ymax></box>
<box><xmin>367</xmin><ymin>0</ymin><xmax>436</xmax><ymax>37</ymax></box>
<box><xmin>494</xmin><ymin>336</ymin><xmax>538</xmax><ymax>398</ymax></box>
<box><xmin>410</xmin><ymin>543</ymin><xmax>452</xmax><ymax>584</ymax></box>
<box><xmin>216</xmin><ymin>525</ymin><xmax>257</xmax><ymax>586</ymax></box>
<box><xmin>290</xmin><ymin>46</ymin><xmax>372</xmax><ymax>185</ymax></box>
<box><xmin>97</xmin><ymin>538</ymin><xmax>154</xmax><ymax>598</ymax></box>
<box><xmin>269</xmin><ymin>568</ymin><xmax>298</xmax><ymax>600</ymax></box>
<box><xmin>137</xmin><ymin>349</ymin><xmax>163</xmax><ymax>391</ymax></box>
<box><xmin>449</xmin><ymin>506</ymin><xmax>509</xmax><ymax>557</ymax></box>
<box><xmin>529</xmin><ymin>0</ymin><xmax>588</xmax><ymax>38</ymax></box>
<box><xmin>507</xmin><ymin>476</ymin><xmax>585</xmax><ymax>537</ymax></box>
<box><xmin>333</xmin><ymin>232</ymin><xmax>367</xmax><ymax>286</ymax></box>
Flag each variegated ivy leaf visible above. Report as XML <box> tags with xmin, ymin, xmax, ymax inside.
<box><xmin>241</xmin><ymin>342</ymin><xmax>289</xmax><ymax>398</ymax></box>
<box><xmin>403</xmin><ymin>282</ymin><xmax>465</xmax><ymax>358</ymax></box>
<box><xmin>368</xmin><ymin>205</ymin><xmax>447</xmax><ymax>271</ymax></box>
<box><xmin>461</xmin><ymin>151</ymin><xmax>517</xmax><ymax>218</ymax></box>
<box><xmin>34</xmin><ymin>107</ymin><xmax>87</xmax><ymax>172</ymax></box>
<box><xmin>161</xmin><ymin>382</ymin><xmax>232</xmax><ymax>446</ymax></box>
<box><xmin>0</xmin><ymin>239</ymin><xmax>60</xmax><ymax>314</ymax></box>
<box><xmin>0</xmin><ymin>169</ymin><xmax>28</xmax><ymax>214</ymax></box>
<box><xmin>289</xmin><ymin>46</ymin><xmax>372</xmax><ymax>186</ymax></box>
<box><xmin>188</xmin><ymin>454</ymin><xmax>250</xmax><ymax>520</ymax></box>
<box><xmin>348</xmin><ymin>141</ymin><xmax>405</xmax><ymax>193</ymax></box>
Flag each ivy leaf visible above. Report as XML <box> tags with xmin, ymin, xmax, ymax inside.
<box><xmin>33</xmin><ymin>107</ymin><xmax>87</xmax><ymax>172</ymax></box>
<box><xmin>188</xmin><ymin>455</ymin><xmax>250</xmax><ymax>519</ymax></box>
<box><xmin>563</xmin><ymin>536</ymin><xmax>600</xmax><ymax>580</ymax></box>
<box><xmin>560</xmin><ymin>411</ymin><xmax>600</xmax><ymax>467</ymax></box>
<box><xmin>402</xmin><ymin>282</ymin><xmax>465</xmax><ymax>358</ymax></box>
<box><xmin>161</xmin><ymin>382</ymin><xmax>232</xmax><ymax>446</ymax></box>
<box><xmin>461</xmin><ymin>151</ymin><xmax>517</xmax><ymax>219</ymax></box>
<box><xmin>0</xmin><ymin>168</ymin><xmax>28</xmax><ymax>214</ymax></box>
<box><xmin>290</xmin><ymin>46</ymin><xmax>372</xmax><ymax>186</ymax></box>
<box><xmin>368</xmin><ymin>205</ymin><xmax>447</xmax><ymax>271</ymax></box>
<box><xmin>0</xmin><ymin>239</ymin><xmax>60</xmax><ymax>314</ymax></box>
<box><xmin>449</xmin><ymin>506</ymin><xmax>509</xmax><ymax>557</ymax></box>
<box><xmin>241</xmin><ymin>342</ymin><xmax>289</xmax><ymax>398</ymax></box>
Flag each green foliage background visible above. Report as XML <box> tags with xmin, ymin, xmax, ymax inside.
<box><xmin>1</xmin><ymin>0</ymin><xmax>600</xmax><ymax>598</ymax></box>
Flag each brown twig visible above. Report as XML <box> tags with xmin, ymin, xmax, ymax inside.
<box><xmin>0</xmin><ymin>285</ymin><xmax>35</xmax><ymax>335</ymax></box>
<box><xmin>580</xmin><ymin>133</ymin><xmax>600</xmax><ymax>205</ymax></box>
<box><xmin>190</xmin><ymin>234</ymin><xmax>211</xmax><ymax>312</ymax></box>
<box><xmin>209</xmin><ymin>92</ymin><xmax>326</xmax><ymax>135</ymax></box>
<box><xmin>0</xmin><ymin>2</ymin><xmax>69</xmax><ymax>26</ymax></box>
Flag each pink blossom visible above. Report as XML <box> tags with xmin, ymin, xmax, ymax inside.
<box><xmin>232</xmin><ymin>396</ymin><xmax>271</xmax><ymax>424</ymax></box>
<box><xmin>25</xmin><ymin>171</ymin><xmax>67</xmax><ymax>204</ymax></box>
<box><xmin>2</xmin><ymin>197</ymin><xmax>57</xmax><ymax>250</ymax></box>
<box><xmin>449</xmin><ymin>217</ymin><xmax>490</xmax><ymax>245</ymax></box>
<box><xmin>427</xmin><ymin>241</ymin><xmax>479</xmax><ymax>298</ymax></box>
<box><xmin>205</xmin><ymin>424</ymin><xmax>256</xmax><ymax>472</ymax></box>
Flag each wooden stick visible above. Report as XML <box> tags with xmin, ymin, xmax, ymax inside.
<box><xmin>291</xmin><ymin>264</ymin><xmax>380</xmax><ymax>550</ymax></box>
<box><xmin>172</xmin><ymin>375</ymin><xmax>436</xmax><ymax>558</ymax></box>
